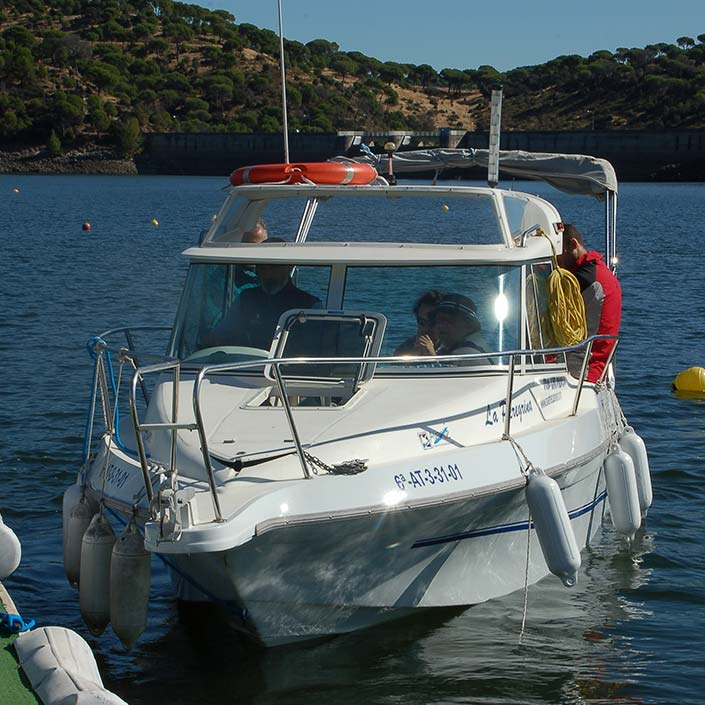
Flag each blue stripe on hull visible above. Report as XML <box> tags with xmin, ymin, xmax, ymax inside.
<box><xmin>411</xmin><ymin>490</ymin><xmax>608</xmax><ymax>549</ymax></box>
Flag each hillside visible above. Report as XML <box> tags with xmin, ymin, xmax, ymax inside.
<box><xmin>1</xmin><ymin>0</ymin><xmax>705</xmax><ymax>158</ymax></box>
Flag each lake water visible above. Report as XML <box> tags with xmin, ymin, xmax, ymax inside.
<box><xmin>1</xmin><ymin>175</ymin><xmax>704</xmax><ymax>705</ymax></box>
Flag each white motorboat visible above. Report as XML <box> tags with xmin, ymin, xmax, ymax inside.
<box><xmin>64</xmin><ymin>150</ymin><xmax>652</xmax><ymax>647</ymax></box>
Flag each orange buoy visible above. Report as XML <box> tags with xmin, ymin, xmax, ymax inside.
<box><xmin>82</xmin><ymin>222</ymin><xmax>91</xmax><ymax>231</ymax></box>
<box><xmin>230</xmin><ymin>162</ymin><xmax>377</xmax><ymax>187</ymax></box>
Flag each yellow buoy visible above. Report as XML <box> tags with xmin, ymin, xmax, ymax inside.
<box><xmin>12</xmin><ymin>187</ymin><xmax>20</xmax><ymax>193</ymax></box>
<box><xmin>151</xmin><ymin>218</ymin><xmax>159</xmax><ymax>227</ymax></box>
<box><xmin>672</xmin><ymin>366</ymin><xmax>705</xmax><ymax>394</ymax></box>
<box><xmin>211</xmin><ymin>214</ymin><xmax>217</xmax><ymax>221</ymax></box>
<box><xmin>441</xmin><ymin>204</ymin><xmax>449</xmax><ymax>211</ymax></box>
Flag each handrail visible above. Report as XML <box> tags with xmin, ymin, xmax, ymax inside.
<box><xmin>116</xmin><ymin>334</ymin><xmax>617</xmax><ymax>528</ymax></box>
<box><xmin>95</xmin><ymin>326</ymin><xmax>172</xmax><ymax>404</ymax></box>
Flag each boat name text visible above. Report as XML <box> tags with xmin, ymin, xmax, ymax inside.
<box><xmin>102</xmin><ymin>462</ymin><xmax>130</xmax><ymax>489</ymax></box>
<box><xmin>485</xmin><ymin>399</ymin><xmax>533</xmax><ymax>426</ymax></box>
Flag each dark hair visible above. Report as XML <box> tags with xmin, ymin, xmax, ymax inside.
<box><xmin>562</xmin><ymin>223</ymin><xmax>584</xmax><ymax>246</ymax></box>
<box><xmin>413</xmin><ymin>289</ymin><xmax>446</xmax><ymax>317</ymax></box>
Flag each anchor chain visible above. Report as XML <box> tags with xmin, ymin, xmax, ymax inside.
<box><xmin>302</xmin><ymin>451</ymin><xmax>367</xmax><ymax>476</ymax></box>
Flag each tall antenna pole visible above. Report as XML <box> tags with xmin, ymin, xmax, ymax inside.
<box><xmin>277</xmin><ymin>0</ymin><xmax>290</xmax><ymax>163</ymax></box>
<box><xmin>488</xmin><ymin>88</ymin><xmax>503</xmax><ymax>187</ymax></box>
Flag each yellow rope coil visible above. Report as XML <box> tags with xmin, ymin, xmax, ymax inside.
<box><xmin>537</xmin><ymin>228</ymin><xmax>587</xmax><ymax>347</ymax></box>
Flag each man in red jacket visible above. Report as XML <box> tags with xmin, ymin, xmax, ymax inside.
<box><xmin>558</xmin><ymin>223</ymin><xmax>622</xmax><ymax>383</ymax></box>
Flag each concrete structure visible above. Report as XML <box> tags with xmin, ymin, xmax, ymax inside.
<box><xmin>138</xmin><ymin>129</ymin><xmax>705</xmax><ymax>181</ymax></box>
<box><xmin>461</xmin><ymin>129</ymin><xmax>705</xmax><ymax>180</ymax></box>
<box><xmin>137</xmin><ymin>132</ymin><xmax>348</xmax><ymax>176</ymax></box>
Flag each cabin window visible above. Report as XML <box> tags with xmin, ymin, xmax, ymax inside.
<box><xmin>169</xmin><ymin>263</ymin><xmax>331</xmax><ymax>364</ymax></box>
<box><xmin>342</xmin><ymin>265</ymin><xmax>521</xmax><ymax>367</ymax></box>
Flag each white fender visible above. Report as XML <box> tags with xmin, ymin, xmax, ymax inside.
<box><xmin>110</xmin><ymin>518</ymin><xmax>151</xmax><ymax>650</ymax></box>
<box><xmin>525</xmin><ymin>470</ymin><xmax>581</xmax><ymax>587</ymax></box>
<box><xmin>0</xmin><ymin>512</ymin><xmax>21</xmax><ymax>580</ymax></box>
<box><xmin>79</xmin><ymin>512</ymin><xmax>116</xmax><ymax>635</ymax></box>
<box><xmin>604</xmin><ymin>447</ymin><xmax>641</xmax><ymax>539</ymax></box>
<box><xmin>64</xmin><ymin>490</ymin><xmax>98</xmax><ymax>588</ymax></box>
<box><xmin>62</xmin><ymin>482</ymin><xmax>82</xmax><ymax>543</ymax></box>
<box><xmin>619</xmin><ymin>426</ymin><xmax>653</xmax><ymax>517</ymax></box>
<box><xmin>15</xmin><ymin>626</ymin><xmax>129</xmax><ymax>705</ymax></box>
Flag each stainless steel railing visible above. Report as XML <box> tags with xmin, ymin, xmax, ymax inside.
<box><xmin>90</xmin><ymin>334</ymin><xmax>618</xmax><ymax>526</ymax></box>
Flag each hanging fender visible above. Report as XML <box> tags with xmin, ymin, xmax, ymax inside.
<box><xmin>618</xmin><ymin>426</ymin><xmax>652</xmax><ymax>517</ymax></box>
<box><xmin>604</xmin><ymin>446</ymin><xmax>641</xmax><ymax>540</ymax></box>
<box><xmin>79</xmin><ymin>512</ymin><xmax>116</xmax><ymax>636</ymax></box>
<box><xmin>525</xmin><ymin>469</ymin><xmax>581</xmax><ymax>587</ymax></box>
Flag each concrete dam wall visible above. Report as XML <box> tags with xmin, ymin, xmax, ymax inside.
<box><xmin>137</xmin><ymin>129</ymin><xmax>705</xmax><ymax>181</ymax></box>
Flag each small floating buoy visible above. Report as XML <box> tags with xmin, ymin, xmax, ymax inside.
<box><xmin>151</xmin><ymin>218</ymin><xmax>159</xmax><ymax>227</ymax></box>
<box><xmin>79</xmin><ymin>511</ymin><xmax>116</xmax><ymax>635</ymax></box>
<box><xmin>0</xmin><ymin>512</ymin><xmax>21</xmax><ymax>580</ymax></box>
<box><xmin>211</xmin><ymin>214</ymin><xmax>217</xmax><ymax>221</ymax></box>
<box><xmin>12</xmin><ymin>187</ymin><xmax>20</xmax><ymax>193</ymax></box>
<box><xmin>82</xmin><ymin>222</ymin><xmax>91</xmax><ymax>231</ymax></box>
<box><xmin>618</xmin><ymin>427</ymin><xmax>652</xmax><ymax>517</ymax></box>
<box><xmin>441</xmin><ymin>204</ymin><xmax>449</xmax><ymax>211</ymax></box>
<box><xmin>64</xmin><ymin>488</ymin><xmax>98</xmax><ymax>588</ymax></box>
<box><xmin>110</xmin><ymin>516</ymin><xmax>151</xmax><ymax>649</ymax></box>
<box><xmin>672</xmin><ymin>366</ymin><xmax>705</xmax><ymax>394</ymax></box>
<box><xmin>604</xmin><ymin>446</ymin><xmax>641</xmax><ymax>540</ymax></box>
<box><xmin>525</xmin><ymin>468</ymin><xmax>581</xmax><ymax>587</ymax></box>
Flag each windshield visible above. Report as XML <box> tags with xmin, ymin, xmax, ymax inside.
<box><xmin>169</xmin><ymin>263</ymin><xmax>331</xmax><ymax>363</ymax></box>
<box><xmin>169</xmin><ymin>262</ymin><xmax>522</xmax><ymax>368</ymax></box>
<box><xmin>205</xmin><ymin>191</ymin><xmax>505</xmax><ymax>246</ymax></box>
<box><xmin>344</xmin><ymin>265</ymin><xmax>521</xmax><ymax>364</ymax></box>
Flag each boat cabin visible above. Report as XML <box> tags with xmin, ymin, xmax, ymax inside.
<box><xmin>168</xmin><ymin>184</ymin><xmax>568</xmax><ymax>393</ymax></box>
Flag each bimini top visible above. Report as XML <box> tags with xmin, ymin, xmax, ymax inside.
<box><xmin>337</xmin><ymin>148</ymin><xmax>618</xmax><ymax>197</ymax></box>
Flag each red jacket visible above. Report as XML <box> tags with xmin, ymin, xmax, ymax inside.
<box><xmin>569</xmin><ymin>251</ymin><xmax>622</xmax><ymax>382</ymax></box>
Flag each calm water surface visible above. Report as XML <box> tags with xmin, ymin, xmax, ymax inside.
<box><xmin>1</xmin><ymin>175</ymin><xmax>704</xmax><ymax>705</ymax></box>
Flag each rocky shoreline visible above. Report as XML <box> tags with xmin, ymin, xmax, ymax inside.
<box><xmin>0</xmin><ymin>147</ymin><xmax>137</xmax><ymax>175</ymax></box>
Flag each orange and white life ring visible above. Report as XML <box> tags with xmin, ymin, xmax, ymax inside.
<box><xmin>229</xmin><ymin>161</ymin><xmax>377</xmax><ymax>187</ymax></box>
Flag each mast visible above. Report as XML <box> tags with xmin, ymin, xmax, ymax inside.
<box><xmin>277</xmin><ymin>0</ymin><xmax>290</xmax><ymax>163</ymax></box>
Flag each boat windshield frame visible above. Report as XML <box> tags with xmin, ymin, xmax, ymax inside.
<box><xmin>201</xmin><ymin>183</ymin><xmax>534</xmax><ymax>250</ymax></box>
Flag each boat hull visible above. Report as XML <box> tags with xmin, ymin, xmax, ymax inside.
<box><xmin>164</xmin><ymin>456</ymin><xmax>606</xmax><ymax>645</ymax></box>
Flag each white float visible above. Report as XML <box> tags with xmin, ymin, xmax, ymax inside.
<box><xmin>64</xmin><ymin>488</ymin><xmax>98</xmax><ymax>588</ymax></box>
<box><xmin>79</xmin><ymin>512</ymin><xmax>116</xmax><ymax>635</ymax></box>
<box><xmin>110</xmin><ymin>518</ymin><xmax>151</xmax><ymax>649</ymax></box>
<box><xmin>604</xmin><ymin>446</ymin><xmax>641</xmax><ymax>539</ymax></box>
<box><xmin>15</xmin><ymin>626</ymin><xmax>128</xmax><ymax>705</ymax></box>
<box><xmin>619</xmin><ymin>426</ymin><xmax>653</xmax><ymax>516</ymax></box>
<box><xmin>525</xmin><ymin>469</ymin><xmax>581</xmax><ymax>587</ymax></box>
<box><xmin>0</xmin><ymin>511</ymin><xmax>21</xmax><ymax>580</ymax></box>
